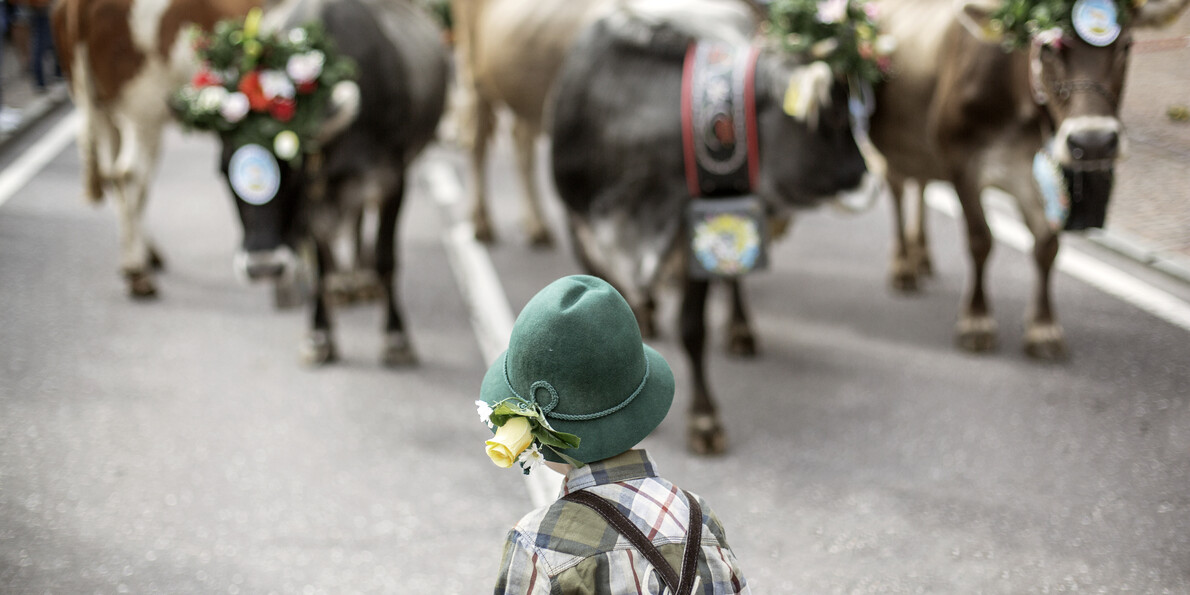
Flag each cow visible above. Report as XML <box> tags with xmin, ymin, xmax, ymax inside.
<box><xmin>206</xmin><ymin>0</ymin><xmax>448</xmax><ymax>365</ymax></box>
<box><xmin>550</xmin><ymin>5</ymin><xmax>872</xmax><ymax>453</ymax></box>
<box><xmin>868</xmin><ymin>0</ymin><xmax>1190</xmax><ymax>358</ymax></box>
<box><xmin>53</xmin><ymin>0</ymin><xmax>261</xmax><ymax>298</ymax></box>
<box><xmin>449</xmin><ymin>0</ymin><xmax>764</xmax><ymax>247</ymax></box>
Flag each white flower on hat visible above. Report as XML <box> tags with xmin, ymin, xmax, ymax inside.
<box><xmin>475</xmin><ymin>399</ymin><xmax>495</xmax><ymax>429</ymax></box>
<box><xmin>288</xmin><ymin>27</ymin><xmax>308</xmax><ymax>45</ymax></box>
<box><xmin>273</xmin><ymin>130</ymin><xmax>300</xmax><ymax>161</ymax></box>
<box><xmin>197</xmin><ymin>85</ymin><xmax>228</xmax><ymax>113</ymax></box>
<box><xmin>287</xmin><ymin>51</ymin><xmax>326</xmax><ymax>85</ymax></box>
<box><xmin>221</xmin><ymin>92</ymin><xmax>250</xmax><ymax>123</ymax></box>
<box><xmin>259</xmin><ymin>69</ymin><xmax>295</xmax><ymax>99</ymax></box>
<box><xmin>517</xmin><ymin>443</ymin><xmax>545</xmax><ymax>474</ymax></box>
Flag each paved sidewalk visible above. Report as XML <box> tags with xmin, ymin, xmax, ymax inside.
<box><xmin>1</xmin><ymin>13</ymin><xmax>1187</xmax><ymax>282</ymax></box>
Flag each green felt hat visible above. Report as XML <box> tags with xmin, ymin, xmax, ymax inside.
<box><xmin>480</xmin><ymin>275</ymin><xmax>675</xmax><ymax>464</ymax></box>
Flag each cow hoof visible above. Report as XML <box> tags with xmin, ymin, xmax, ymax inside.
<box><xmin>726</xmin><ymin>326</ymin><xmax>757</xmax><ymax>358</ymax></box>
<box><xmin>916</xmin><ymin>255</ymin><xmax>934</xmax><ymax>277</ymax></box>
<box><xmin>955</xmin><ymin>316</ymin><xmax>998</xmax><ymax>353</ymax></box>
<box><xmin>1024</xmin><ymin>323</ymin><xmax>1067</xmax><ymax>361</ymax></box>
<box><xmin>890</xmin><ymin>261</ymin><xmax>920</xmax><ymax>293</ymax></box>
<box><xmin>382</xmin><ymin>333</ymin><xmax>418</xmax><ymax>367</ymax></box>
<box><xmin>125</xmin><ymin>271</ymin><xmax>158</xmax><ymax>300</ymax></box>
<box><xmin>687</xmin><ymin>414</ymin><xmax>727</xmax><ymax>455</ymax></box>
<box><xmin>474</xmin><ymin>221</ymin><xmax>496</xmax><ymax>244</ymax></box>
<box><xmin>300</xmin><ymin>331</ymin><xmax>338</xmax><ymax>366</ymax></box>
<box><xmin>527</xmin><ymin>228</ymin><xmax>554</xmax><ymax>249</ymax></box>
<box><xmin>148</xmin><ymin>246</ymin><xmax>166</xmax><ymax>271</ymax></box>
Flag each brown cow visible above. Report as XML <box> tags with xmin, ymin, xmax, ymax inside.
<box><xmin>869</xmin><ymin>0</ymin><xmax>1190</xmax><ymax>358</ymax></box>
<box><xmin>53</xmin><ymin>0</ymin><xmax>260</xmax><ymax>298</ymax></box>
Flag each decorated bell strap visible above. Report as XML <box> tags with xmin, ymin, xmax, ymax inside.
<box><xmin>681</xmin><ymin>42</ymin><xmax>761</xmax><ymax>198</ymax></box>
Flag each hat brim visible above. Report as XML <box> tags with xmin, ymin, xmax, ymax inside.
<box><xmin>479</xmin><ymin>344</ymin><xmax>675</xmax><ymax>464</ymax></box>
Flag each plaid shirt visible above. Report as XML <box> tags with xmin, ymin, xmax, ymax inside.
<box><xmin>493</xmin><ymin>450</ymin><xmax>750</xmax><ymax>594</ymax></box>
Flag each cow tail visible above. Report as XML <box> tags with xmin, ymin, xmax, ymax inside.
<box><xmin>55</xmin><ymin>2</ymin><xmax>104</xmax><ymax>204</ymax></box>
<box><xmin>72</xmin><ymin>45</ymin><xmax>105</xmax><ymax>205</ymax></box>
<box><xmin>446</xmin><ymin>0</ymin><xmax>479</xmax><ymax>150</ymax></box>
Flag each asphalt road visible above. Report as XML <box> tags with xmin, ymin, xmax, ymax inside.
<box><xmin>2</xmin><ymin>107</ymin><xmax>1189</xmax><ymax>593</ymax></box>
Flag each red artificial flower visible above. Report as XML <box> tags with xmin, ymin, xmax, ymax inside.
<box><xmin>269</xmin><ymin>97</ymin><xmax>297</xmax><ymax>122</ymax></box>
<box><xmin>297</xmin><ymin>80</ymin><xmax>318</xmax><ymax>95</ymax></box>
<box><xmin>191</xmin><ymin>67</ymin><xmax>220</xmax><ymax>88</ymax></box>
<box><xmin>238</xmin><ymin>71</ymin><xmax>270</xmax><ymax>112</ymax></box>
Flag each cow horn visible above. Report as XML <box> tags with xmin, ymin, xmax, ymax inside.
<box><xmin>954</xmin><ymin>0</ymin><xmax>1005</xmax><ymax>43</ymax></box>
<box><xmin>783</xmin><ymin>61</ymin><xmax>833</xmax><ymax>128</ymax></box>
<box><xmin>316</xmin><ymin>80</ymin><xmax>361</xmax><ymax>144</ymax></box>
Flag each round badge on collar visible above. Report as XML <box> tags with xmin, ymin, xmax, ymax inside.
<box><xmin>1072</xmin><ymin>0</ymin><xmax>1121</xmax><ymax>47</ymax></box>
<box><xmin>228</xmin><ymin>144</ymin><xmax>281</xmax><ymax>206</ymax></box>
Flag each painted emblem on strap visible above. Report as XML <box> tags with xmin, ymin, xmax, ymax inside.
<box><xmin>1072</xmin><ymin>0</ymin><xmax>1121</xmax><ymax>47</ymax></box>
<box><xmin>681</xmin><ymin>42</ymin><xmax>761</xmax><ymax>197</ymax></box>
<box><xmin>688</xmin><ymin>196</ymin><xmax>768</xmax><ymax>278</ymax></box>
<box><xmin>229</xmin><ymin>144</ymin><xmax>281</xmax><ymax>206</ymax></box>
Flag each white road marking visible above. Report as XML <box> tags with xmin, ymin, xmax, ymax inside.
<box><xmin>0</xmin><ymin>111</ymin><xmax>79</xmax><ymax>209</ymax></box>
<box><xmin>419</xmin><ymin>157</ymin><xmax>564</xmax><ymax>508</ymax></box>
<box><xmin>925</xmin><ymin>185</ymin><xmax>1190</xmax><ymax>331</ymax></box>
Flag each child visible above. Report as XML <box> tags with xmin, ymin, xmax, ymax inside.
<box><xmin>476</xmin><ymin>275</ymin><xmax>750</xmax><ymax>594</ymax></box>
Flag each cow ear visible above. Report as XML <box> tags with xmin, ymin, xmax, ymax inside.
<box><xmin>1131</xmin><ymin>0</ymin><xmax>1190</xmax><ymax>28</ymax></box>
<box><xmin>781</xmin><ymin>61</ymin><xmax>833</xmax><ymax>128</ymax></box>
<box><xmin>316</xmin><ymin>81</ymin><xmax>361</xmax><ymax>143</ymax></box>
<box><xmin>955</xmin><ymin>0</ymin><xmax>1006</xmax><ymax>43</ymax></box>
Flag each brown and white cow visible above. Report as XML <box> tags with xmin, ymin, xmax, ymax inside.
<box><xmin>53</xmin><ymin>0</ymin><xmax>260</xmax><ymax>298</ymax></box>
<box><xmin>868</xmin><ymin>0</ymin><xmax>1190</xmax><ymax>358</ymax></box>
<box><xmin>449</xmin><ymin>0</ymin><xmax>763</xmax><ymax>247</ymax></box>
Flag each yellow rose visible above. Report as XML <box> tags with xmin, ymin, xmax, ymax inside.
<box><xmin>485</xmin><ymin>416</ymin><xmax>534</xmax><ymax>468</ymax></box>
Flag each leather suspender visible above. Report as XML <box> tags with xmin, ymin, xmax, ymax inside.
<box><xmin>561</xmin><ymin>489</ymin><xmax>703</xmax><ymax>594</ymax></box>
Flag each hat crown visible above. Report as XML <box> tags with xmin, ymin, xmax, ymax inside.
<box><xmin>505</xmin><ymin>276</ymin><xmax>647</xmax><ymax>419</ymax></box>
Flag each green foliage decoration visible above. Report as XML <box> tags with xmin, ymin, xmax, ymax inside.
<box><xmin>988</xmin><ymin>0</ymin><xmax>1133</xmax><ymax>49</ymax></box>
<box><xmin>171</xmin><ymin>8</ymin><xmax>357</xmax><ymax>161</ymax></box>
<box><xmin>762</xmin><ymin>0</ymin><xmax>893</xmax><ymax>83</ymax></box>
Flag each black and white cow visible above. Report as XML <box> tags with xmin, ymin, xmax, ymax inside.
<box><xmin>220</xmin><ymin>0</ymin><xmax>448</xmax><ymax>365</ymax></box>
<box><xmin>550</xmin><ymin>6</ymin><xmax>870</xmax><ymax>453</ymax></box>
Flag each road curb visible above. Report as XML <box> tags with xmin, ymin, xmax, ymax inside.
<box><xmin>1087</xmin><ymin>228</ymin><xmax>1190</xmax><ymax>286</ymax></box>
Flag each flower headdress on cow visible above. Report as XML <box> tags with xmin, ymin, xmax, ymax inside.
<box><xmin>983</xmin><ymin>0</ymin><xmax>1135</xmax><ymax>50</ymax></box>
<box><xmin>172</xmin><ymin>8</ymin><xmax>357</xmax><ymax>162</ymax></box>
<box><xmin>762</xmin><ymin>0</ymin><xmax>895</xmax><ymax>85</ymax></box>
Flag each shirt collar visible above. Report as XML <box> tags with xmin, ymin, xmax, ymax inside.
<box><xmin>561</xmin><ymin>449</ymin><xmax>659</xmax><ymax>496</ymax></box>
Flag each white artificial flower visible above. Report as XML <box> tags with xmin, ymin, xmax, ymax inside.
<box><xmin>874</xmin><ymin>34</ymin><xmax>898</xmax><ymax>56</ymax></box>
<box><xmin>273</xmin><ymin>130</ymin><xmax>300</xmax><ymax>161</ymax></box>
<box><xmin>1034</xmin><ymin>28</ymin><xmax>1063</xmax><ymax>47</ymax></box>
<box><xmin>221</xmin><ymin>92</ymin><xmax>250</xmax><ymax>123</ymax></box>
<box><xmin>197</xmin><ymin>85</ymin><xmax>229</xmax><ymax>112</ymax></box>
<box><xmin>288</xmin><ymin>28</ymin><xmax>308</xmax><ymax>45</ymax></box>
<box><xmin>517</xmin><ymin>443</ymin><xmax>544</xmax><ymax>473</ymax></box>
<box><xmin>816</xmin><ymin>0</ymin><xmax>848</xmax><ymax>24</ymax></box>
<box><xmin>476</xmin><ymin>400</ymin><xmax>495</xmax><ymax>429</ymax></box>
<box><xmin>287</xmin><ymin>51</ymin><xmax>326</xmax><ymax>85</ymax></box>
<box><xmin>259</xmin><ymin>69</ymin><xmax>296</xmax><ymax>100</ymax></box>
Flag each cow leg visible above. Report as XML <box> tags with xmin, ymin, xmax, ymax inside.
<box><xmin>301</xmin><ymin>239</ymin><xmax>339</xmax><ymax>366</ymax></box>
<box><xmin>377</xmin><ymin>182</ymin><xmax>417</xmax><ymax>367</ymax></box>
<box><xmin>953</xmin><ymin>175</ymin><xmax>998</xmax><ymax>352</ymax></box>
<box><xmin>1002</xmin><ymin>174</ymin><xmax>1066</xmax><ymax>360</ymax></box>
<box><xmin>511</xmin><ymin>118</ymin><xmax>552</xmax><ymax>248</ymax></box>
<box><xmin>467</xmin><ymin>95</ymin><xmax>498</xmax><ymax>244</ymax></box>
<box><xmin>724</xmin><ymin>279</ymin><xmax>757</xmax><ymax>357</ymax></box>
<box><xmin>888</xmin><ymin>174</ymin><xmax>922</xmax><ymax>292</ymax></box>
<box><xmin>110</xmin><ymin>115</ymin><xmax>163</xmax><ymax>299</ymax></box>
<box><xmin>682</xmin><ymin>278</ymin><xmax>727</xmax><ymax>455</ymax></box>
<box><xmin>912</xmin><ymin>180</ymin><xmax>933</xmax><ymax>278</ymax></box>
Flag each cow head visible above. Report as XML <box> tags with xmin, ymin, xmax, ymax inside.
<box><xmin>754</xmin><ymin>57</ymin><xmax>868</xmax><ymax>207</ymax></box>
<box><xmin>958</xmin><ymin>0</ymin><xmax>1189</xmax><ymax>228</ymax></box>
<box><xmin>220</xmin><ymin>80</ymin><xmax>361</xmax><ymax>282</ymax></box>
